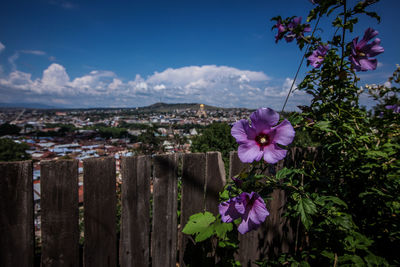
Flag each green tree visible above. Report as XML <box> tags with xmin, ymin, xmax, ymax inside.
<box><xmin>0</xmin><ymin>123</ymin><xmax>21</xmax><ymax>136</ymax></box>
<box><xmin>190</xmin><ymin>122</ymin><xmax>237</xmax><ymax>172</ymax></box>
<box><xmin>0</xmin><ymin>138</ymin><xmax>31</xmax><ymax>161</ymax></box>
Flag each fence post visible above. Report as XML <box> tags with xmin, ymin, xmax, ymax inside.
<box><xmin>152</xmin><ymin>154</ymin><xmax>178</xmax><ymax>267</ymax></box>
<box><xmin>40</xmin><ymin>160</ymin><xmax>79</xmax><ymax>266</ymax></box>
<box><xmin>83</xmin><ymin>157</ymin><xmax>116</xmax><ymax>267</ymax></box>
<box><xmin>205</xmin><ymin>151</ymin><xmax>226</xmax><ymax>215</ymax></box>
<box><xmin>119</xmin><ymin>156</ymin><xmax>151</xmax><ymax>267</ymax></box>
<box><xmin>0</xmin><ymin>161</ymin><xmax>34</xmax><ymax>267</ymax></box>
<box><xmin>179</xmin><ymin>153</ymin><xmax>206</xmax><ymax>266</ymax></box>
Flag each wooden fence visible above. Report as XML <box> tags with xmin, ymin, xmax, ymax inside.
<box><xmin>0</xmin><ymin>148</ymin><xmax>316</xmax><ymax>267</ymax></box>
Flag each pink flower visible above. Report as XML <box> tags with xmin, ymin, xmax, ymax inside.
<box><xmin>284</xmin><ymin>17</ymin><xmax>311</xmax><ymax>43</ymax></box>
<box><xmin>350</xmin><ymin>28</ymin><xmax>384</xmax><ymax>71</ymax></box>
<box><xmin>219</xmin><ymin>192</ymin><xmax>269</xmax><ymax>234</ymax></box>
<box><xmin>274</xmin><ymin>20</ymin><xmax>286</xmax><ymax>43</ymax></box>
<box><xmin>308</xmin><ymin>44</ymin><xmax>329</xmax><ymax>68</ymax></box>
<box><xmin>231</xmin><ymin>108</ymin><xmax>295</xmax><ymax>164</ymax></box>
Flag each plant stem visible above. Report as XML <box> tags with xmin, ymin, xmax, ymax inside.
<box><xmin>339</xmin><ymin>0</ymin><xmax>347</xmax><ymax>72</ymax></box>
<box><xmin>281</xmin><ymin>16</ymin><xmax>321</xmax><ymax>113</ymax></box>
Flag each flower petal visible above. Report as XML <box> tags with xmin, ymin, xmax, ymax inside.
<box><xmin>231</xmin><ymin>119</ymin><xmax>256</xmax><ymax>144</ymax></box>
<box><xmin>250</xmin><ymin>108</ymin><xmax>279</xmax><ymax>133</ymax></box>
<box><xmin>248</xmin><ymin>196</ymin><xmax>269</xmax><ymax>224</ymax></box>
<box><xmin>359</xmin><ymin>58</ymin><xmax>377</xmax><ymax>71</ymax></box>
<box><xmin>364</xmin><ymin>38</ymin><xmax>384</xmax><ymax>57</ymax></box>
<box><xmin>238</xmin><ymin>140</ymin><xmax>264</xmax><ymax>163</ymax></box>
<box><xmin>272</xmin><ymin>119</ymin><xmax>295</xmax><ymax>146</ymax></box>
<box><xmin>219</xmin><ymin>199</ymin><xmax>241</xmax><ymax>223</ymax></box>
<box><xmin>263</xmin><ymin>144</ymin><xmax>287</xmax><ymax>164</ymax></box>
<box><xmin>237</xmin><ymin>216</ymin><xmax>260</xmax><ymax>234</ymax></box>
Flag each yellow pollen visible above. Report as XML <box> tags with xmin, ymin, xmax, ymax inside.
<box><xmin>318</xmin><ymin>56</ymin><xmax>323</xmax><ymax>59</ymax></box>
<box><xmin>358</xmin><ymin>52</ymin><xmax>366</xmax><ymax>57</ymax></box>
<box><xmin>259</xmin><ymin>137</ymin><xmax>267</xmax><ymax>144</ymax></box>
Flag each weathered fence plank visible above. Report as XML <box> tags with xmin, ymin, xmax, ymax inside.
<box><xmin>120</xmin><ymin>156</ymin><xmax>151</xmax><ymax>267</ymax></box>
<box><xmin>83</xmin><ymin>157</ymin><xmax>116</xmax><ymax>267</ymax></box>
<box><xmin>179</xmin><ymin>153</ymin><xmax>206</xmax><ymax>266</ymax></box>
<box><xmin>40</xmin><ymin>160</ymin><xmax>79</xmax><ymax>267</ymax></box>
<box><xmin>232</xmin><ymin>148</ymin><xmax>314</xmax><ymax>266</ymax></box>
<box><xmin>0</xmin><ymin>161</ymin><xmax>34</xmax><ymax>267</ymax></box>
<box><xmin>229</xmin><ymin>152</ymin><xmax>261</xmax><ymax>266</ymax></box>
<box><xmin>152</xmin><ymin>154</ymin><xmax>178</xmax><ymax>267</ymax></box>
<box><xmin>205</xmin><ymin>152</ymin><xmax>226</xmax><ymax>215</ymax></box>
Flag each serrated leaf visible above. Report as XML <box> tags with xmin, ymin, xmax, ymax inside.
<box><xmin>314</xmin><ymin>121</ymin><xmax>331</xmax><ymax>132</ymax></box>
<box><xmin>276</xmin><ymin>167</ymin><xmax>293</xmax><ymax>179</ymax></box>
<box><xmin>295</xmin><ymin>198</ymin><xmax>317</xmax><ymax>230</ymax></box>
<box><xmin>182</xmin><ymin>212</ymin><xmax>216</xmax><ymax>242</ymax></box>
<box><xmin>213</xmin><ymin>218</ymin><xmax>233</xmax><ymax>239</ymax></box>
<box><xmin>317</xmin><ymin>196</ymin><xmax>348</xmax><ymax>208</ymax></box>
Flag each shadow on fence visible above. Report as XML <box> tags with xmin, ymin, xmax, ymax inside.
<box><xmin>0</xmin><ymin>148</ymin><xmax>317</xmax><ymax>267</ymax></box>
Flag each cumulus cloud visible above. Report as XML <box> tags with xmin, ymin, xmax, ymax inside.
<box><xmin>0</xmin><ymin>42</ymin><xmax>5</xmax><ymax>53</ymax></box>
<box><xmin>0</xmin><ymin>64</ymin><xmax>311</xmax><ymax>109</ymax></box>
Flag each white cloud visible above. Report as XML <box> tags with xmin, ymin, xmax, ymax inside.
<box><xmin>8</xmin><ymin>53</ymin><xmax>19</xmax><ymax>71</ymax></box>
<box><xmin>0</xmin><ymin>64</ymin><xmax>311</xmax><ymax>109</ymax></box>
<box><xmin>0</xmin><ymin>42</ymin><xmax>5</xmax><ymax>53</ymax></box>
<box><xmin>21</xmin><ymin>50</ymin><xmax>46</xmax><ymax>56</ymax></box>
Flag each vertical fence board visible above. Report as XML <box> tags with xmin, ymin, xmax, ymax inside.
<box><xmin>0</xmin><ymin>161</ymin><xmax>34</xmax><ymax>267</ymax></box>
<box><xmin>229</xmin><ymin>152</ymin><xmax>261</xmax><ymax>266</ymax></box>
<box><xmin>179</xmin><ymin>153</ymin><xmax>206</xmax><ymax>266</ymax></box>
<box><xmin>152</xmin><ymin>154</ymin><xmax>178</xmax><ymax>267</ymax></box>
<box><xmin>232</xmin><ymin>148</ymin><xmax>312</xmax><ymax>266</ymax></box>
<box><xmin>83</xmin><ymin>157</ymin><xmax>116</xmax><ymax>267</ymax></box>
<box><xmin>41</xmin><ymin>160</ymin><xmax>79</xmax><ymax>266</ymax></box>
<box><xmin>120</xmin><ymin>156</ymin><xmax>151</xmax><ymax>267</ymax></box>
<box><xmin>205</xmin><ymin>152</ymin><xmax>226</xmax><ymax>215</ymax></box>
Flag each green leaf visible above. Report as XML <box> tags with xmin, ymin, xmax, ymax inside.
<box><xmin>316</xmin><ymin>196</ymin><xmax>348</xmax><ymax>208</ymax></box>
<box><xmin>182</xmin><ymin>212</ymin><xmax>216</xmax><ymax>242</ymax></box>
<box><xmin>276</xmin><ymin>167</ymin><xmax>294</xmax><ymax>180</ymax></box>
<box><xmin>314</xmin><ymin>121</ymin><xmax>331</xmax><ymax>132</ymax></box>
<box><xmin>213</xmin><ymin>217</ymin><xmax>233</xmax><ymax>239</ymax></box>
<box><xmin>295</xmin><ymin>197</ymin><xmax>317</xmax><ymax>230</ymax></box>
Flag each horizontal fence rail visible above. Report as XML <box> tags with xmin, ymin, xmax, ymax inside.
<box><xmin>0</xmin><ymin>148</ymin><xmax>316</xmax><ymax>267</ymax></box>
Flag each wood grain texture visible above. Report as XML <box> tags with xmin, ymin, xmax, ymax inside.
<box><xmin>205</xmin><ymin>152</ymin><xmax>226</xmax><ymax>215</ymax></box>
<box><xmin>233</xmin><ymin>148</ymin><xmax>313</xmax><ymax>266</ymax></box>
<box><xmin>41</xmin><ymin>160</ymin><xmax>79</xmax><ymax>267</ymax></box>
<box><xmin>179</xmin><ymin>153</ymin><xmax>206</xmax><ymax>266</ymax></box>
<box><xmin>152</xmin><ymin>154</ymin><xmax>178</xmax><ymax>267</ymax></box>
<box><xmin>0</xmin><ymin>161</ymin><xmax>34</xmax><ymax>267</ymax></box>
<box><xmin>83</xmin><ymin>157</ymin><xmax>117</xmax><ymax>267</ymax></box>
<box><xmin>119</xmin><ymin>156</ymin><xmax>151</xmax><ymax>267</ymax></box>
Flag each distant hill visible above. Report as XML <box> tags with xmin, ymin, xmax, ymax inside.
<box><xmin>0</xmin><ymin>102</ymin><xmax>58</xmax><ymax>109</ymax></box>
<box><xmin>137</xmin><ymin>102</ymin><xmax>223</xmax><ymax>112</ymax></box>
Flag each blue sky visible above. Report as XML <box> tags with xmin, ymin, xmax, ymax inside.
<box><xmin>0</xmin><ymin>0</ymin><xmax>399</xmax><ymax>109</ymax></box>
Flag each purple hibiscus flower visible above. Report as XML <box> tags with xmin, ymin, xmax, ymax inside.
<box><xmin>385</xmin><ymin>104</ymin><xmax>400</xmax><ymax>114</ymax></box>
<box><xmin>231</xmin><ymin>108</ymin><xmax>295</xmax><ymax>164</ymax></box>
<box><xmin>285</xmin><ymin>17</ymin><xmax>311</xmax><ymax>43</ymax></box>
<box><xmin>308</xmin><ymin>44</ymin><xmax>329</xmax><ymax>68</ymax></box>
<box><xmin>350</xmin><ymin>28</ymin><xmax>384</xmax><ymax>71</ymax></box>
<box><xmin>219</xmin><ymin>192</ymin><xmax>269</xmax><ymax>234</ymax></box>
<box><xmin>275</xmin><ymin>20</ymin><xmax>286</xmax><ymax>43</ymax></box>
